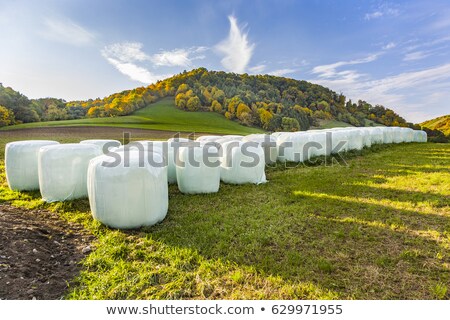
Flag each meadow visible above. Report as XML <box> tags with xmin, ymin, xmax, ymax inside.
<box><xmin>1</xmin><ymin>98</ymin><xmax>263</xmax><ymax>135</ymax></box>
<box><xmin>0</xmin><ymin>128</ymin><xmax>449</xmax><ymax>299</ymax></box>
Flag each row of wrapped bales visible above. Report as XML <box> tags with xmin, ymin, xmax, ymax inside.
<box><xmin>272</xmin><ymin>126</ymin><xmax>427</xmax><ymax>163</ymax></box>
<box><xmin>241</xmin><ymin>134</ymin><xmax>278</xmax><ymax>164</ymax></box>
<box><xmin>5</xmin><ymin>126</ymin><xmax>426</xmax><ymax>229</ymax></box>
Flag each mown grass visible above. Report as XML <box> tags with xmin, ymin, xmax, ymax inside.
<box><xmin>0</xmin><ymin>133</ymin><xmax>449</xmax><ymax>299</ymax></box>
<box><xmin>1</xmin><ymin>98</ymin><xmax>263</xmax><ymax>135</ymax></box>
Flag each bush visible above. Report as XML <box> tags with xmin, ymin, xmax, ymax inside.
<box><xmin>281</xmin><ymin>117</ymin><xmax>300</xmax><ymax>131</ymax></box>
<box><xmin>186</xmin><ymin>96</ymin><xmax>201</xmax><ymax>111</ymax></box>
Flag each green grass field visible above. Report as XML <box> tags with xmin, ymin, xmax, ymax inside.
<box><xmin>0</xmin><ymin>133</ymin><xmax>449</xmax><ymax>299</ymax></box>
<box><xmin>1</xmin><ymin>98</ymin><xmax>263</xmax><ymax>135</ymax></box>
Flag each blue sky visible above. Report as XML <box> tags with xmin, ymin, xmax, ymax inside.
<box><xmin>1</xmin><ymin>0</ymin><xmax>449</xmax><ymax>122</ymax></box>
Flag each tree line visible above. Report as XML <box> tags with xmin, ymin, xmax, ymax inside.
<box><xmin>0</xmin><ymin>69</ymin><xmax>417</xmax><ymax>132</ymax></box>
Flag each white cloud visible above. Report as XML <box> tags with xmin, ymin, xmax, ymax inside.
<box><xmin>41</xmin><ymin>17</ymin><xmax>95</xmax><ymax>46</ymax></box>
<box><xmin>365</xmin><ymin>11</ymin><xmax>383</xmax><ymax>20</ymax></box>
<box><xmin>382</xmin><ymin>42</ymin><xmax>396</xmax><ymax>50</ymax></box>
<box><xmin>102</xmin><ymin>42</ymin><xmax>149</xmax><ymax>62</ymax></box>
<box><xmin>151</xmin><ymin>49</ymin><xmax>192</xmax><ymax>67</ymax></box>
<box><xmin>101</xmin><ymin>43</ymin><xmax>167</xmax><ymax>84</ymax></box>
<box><xmin>268</xmin><ymin>68</ymin><xmax>297</xmax><ymax>77</ymax></box>
<box><xmin>310</xmin><ymin>59</ymin><xmax>450</xmax><ymax>122</ymax></box>
<box><xmin>215</xmin><ymin>15</ymin><xmax>255</xmax><ymax>73</ymax></box>
<box><xmin>403</xmin><ymin>51</ymin><xmax>431</xmax><ymax>61</ymax></box>
<box><xmin>149</xmin><ymin>46</ymin><xmax>208</xmax><ymax>67</ymax></box>
<box><xmin>311</xmin><ymin>53</ymin><xmax>380</xmax><ymax>79</ymax></box>
<box><xmin>364</xmin><ymin>5</ymin><xmax>399</xmax><ymax>21</ymax></box>
<box><xmin>104</xmin><ymin>57</ymin><xmax>162</xmax><ymax>84</ymax></box>
<box><xmin>248</xmin><ymin>64</ymin><xmax>266</xmax><ymax>74</ymax></box>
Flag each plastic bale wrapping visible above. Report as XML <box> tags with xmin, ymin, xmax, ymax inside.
<box><xmin>345</xmin><ymin>129</ymin><xmax>364</xmax><ymax>151</ymax></box>
<box><xmin>276</xmin><ymin>132</ymin><xmax>313</xmax><ymax>162</ymax></box>
<box><xmin>196</xmin><ymin>135</ymin><xmax>223</xmax><ymax>142</ymax></box>
<box><xmin>176</xmin><ymin>142</ymin><xmax>221</xmax><ymax>194</ymax></box>
<box><xmin>359</xmin><ymin>129</ymin><xmax>372</xmax><ymax>148</ymax></box>
<box><xmin>366</xmin><ymin>127</ymin><xmax>384</xmax><ymax>145</ymax></box>
<box><xmin>220</xmin><ymin>141</ymin><xmax>266</xmax><ymax>184</ymax></box>
<box><xmin>328</xmin><ymin>130</ymin><xmax>350</xmax><ymax>154</ymax></box>
<box><xmin>413</xmin><ymin>130</ymin><xmax>427</xmax><ymax>142</ymax></box>
<box><xmin>242</xmin><ymin>134</ymin><xmax>278</xmax><ymax>164</ymax></box>
<box><xmin>305</xmin><ymin>130</ymin><xmax>329</xmax><ymax>158</ymax></box>
<box><xmin>392</xmin><ymin>127</ymin><xmax>404</xmax><ymax>143</ymax></box>
<box><xmin>38</xmin><ymin>144</ymin><xmax>102</xmax><ymax>202</ymax></box>
<box><xmin>382</xmin><ymin>127</ymin><xmax>394</xmax><ymax>144</ymax></box>
<box><xmin>115</xmin><ymin>141</ymin><xmax>166</xmax><ymax>157</ymax></box>
<box><xmin>166</xmin><ymin>137</ymin><xmax>191</xmax><ymax>184</ymax></box>
<box><xmin>5</xmin><ymin>140</ymin><xmax>60</xmax><ymax>191</ymax></box>
<box><xmin>399</xmin><ymin>127</ymin><xmax>414</xmax><ymax>143</ymax></box>
<box><xmin>87</xmin><ymin>151</ymin><xmax>168</xmax><ymax>229</ymax></box>
<box><xmin>79</xmin><ymin>139</ymin><xmax>121</xmax><ymax>154</ymax></box>
<box><xmin>222</xmin><ymin>135</ymin><xmax>244</xmax><ymax>141</ymax></box>
<box><xmin>271</xmin><ymin>132</ymin><xmax>290</xmax><ymax>139</ymax></box>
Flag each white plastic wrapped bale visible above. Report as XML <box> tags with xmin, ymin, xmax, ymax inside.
<box><xmin>304</xmin><ymin>130</ymin><xmax>329</xmax><ymax>157</ymax></box>
<box><xmin>413</xmin><ymin>130</ymin><xmax>427</xmax><ymax>142</ymax></box>
<box><xmin>115</xmin><ymin>141</ymin><xmax>165</xmax><ymax>155</ymax></box>
<box><xmin>326</xmin><ymin>130</ymin><xmax>349</xmax><ymax>153</ymax></box>
<box><xmin>222</xmin><ymin>135</ymin><xmax>244</xmax><ymax>141</ymax></box>
<box><xmin>87</xmin><ymin>151</ymin><xmax>168</xmax><ymax>229</ymax></box>
<box><xmin>38</xmin><ymin>144</ymin><xmax>102</xmax><ymax>202</ymax></box>
<box><xmin>79</xmin><ymin>139</ymin><xmax>121</xmax><ymax>154</ymax></box>
<box><xmin>242</xmin><ymin>134</ymin><xmax>278</xmax><ymax>164</ymax></box>
<box><xmin>399</xmin><ymin>127</ymin><xmax>414</xmax><ymax>143</ymax></box>
<box><xmin>271</xmin><ymin>132</ymin><xmax>289</xmax><ymax>139</ymax></box>
<box><xmin>113</xmin><ymin>141</ymin><xmax>167</xmax><ymax>169</ymax></box>
<box><xmin>391</xmin><ymin>127</ymin><xmax>404</xmax><ymax>143</ymax></box>
<box><xmin>166</xmin><ymin>137</ymin><xmax>191</xmax><ymax>183</ymax></box>
<box><xmin>196</xmin><ymin>135</ymin><xmax>223</xmax><ymax>142</ymax></box>
<box><xmin>176</xmin><ymin>142</ymin><xmax>221</xmax><ymax>194</ymax></box>
<box><xmin>220</xmin><ymin>140</ymin><xmax>266</xmax><ymax>184</ymax></box>
<box><xmin>345</xmin><ymin>129</ymin><xmax>364</xmax><ymax>150</ymax></box>
<box><xmin>365</xmin><ymin>127</ymin><xmax>384</xmax><ymax>145</ymax></box>
<box><xmin>5</xmin><ymin>140</ymin><xmax>60</xmax><ymax>191</ymax></box>
<box><xmin>276</xmin><ymin>132</ymin><xmax>312</xmax><ymax>162</ymax></box>
<box><xmin>358</xmin><ymin>129</ymin><xmax>372</xmax><ymax>148</ymax></box>
<box><xmin>382</xmin><ymin>127</ymin><xmax>394</xmax><ymax>144</ymax></box>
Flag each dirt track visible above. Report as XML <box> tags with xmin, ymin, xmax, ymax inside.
<box><xmin>0</xmin><ymin>126</ymin><xmax>204</xmax><ymax>142</ymax></box>
<box><xmin>0</xmin><ymin>204</ymin><xmax>94</xmax><ymax>300</ymax></box>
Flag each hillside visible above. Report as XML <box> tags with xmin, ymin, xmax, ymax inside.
<box><xmin>1</xmin><ymin>68</ymin><xmax>413</xmax><ymax>131</ymax></box>
<box><xmin>2</xmin><ymin>98</ymin><xmax>263</xmax><ymax>135</ymax></box>
<box><xmin>421</xmin><ymin>115</ymin><xmax>450</xmax><ymax>136</ymax></box>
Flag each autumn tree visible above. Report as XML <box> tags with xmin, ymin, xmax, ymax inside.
<box><xmin>0</xmin><ymin>105</ymin><xmax>15</xmax><ymax>126</ymax></box>
<box><xmin>186</xmin><ymin>96</ymin><xmax>201</xmax><ymax>111</ymax></box>
<box><xmin>210</xmin><ymin>100</ymin><xmax>222</xmax><ymax>113</ymax></box>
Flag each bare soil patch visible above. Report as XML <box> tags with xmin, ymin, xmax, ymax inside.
<box><xmin>0</xmin><ymin>204</ymin><xmax>94</xmax><ymax>300</ymax></box>
<box><xmin>0</xmin><ymin>126</ymin><xmax>206</xmax><ymax>141</ymax></box>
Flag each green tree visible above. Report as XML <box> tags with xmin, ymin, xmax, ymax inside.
<box><xmin>281</xmin><ymin>117</ymin><xmax>300</xmax><ymax>131</ymax></box>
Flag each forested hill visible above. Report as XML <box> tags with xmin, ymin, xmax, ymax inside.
<box><xmin>1</xmin><ymin>68</ymin><xmax>414</xmax><ymax>131</ymax></box>
<box><xmin>421</xmin><ymin>115</ymin><xmax>450</xmax><ymax>136</ymax></box>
